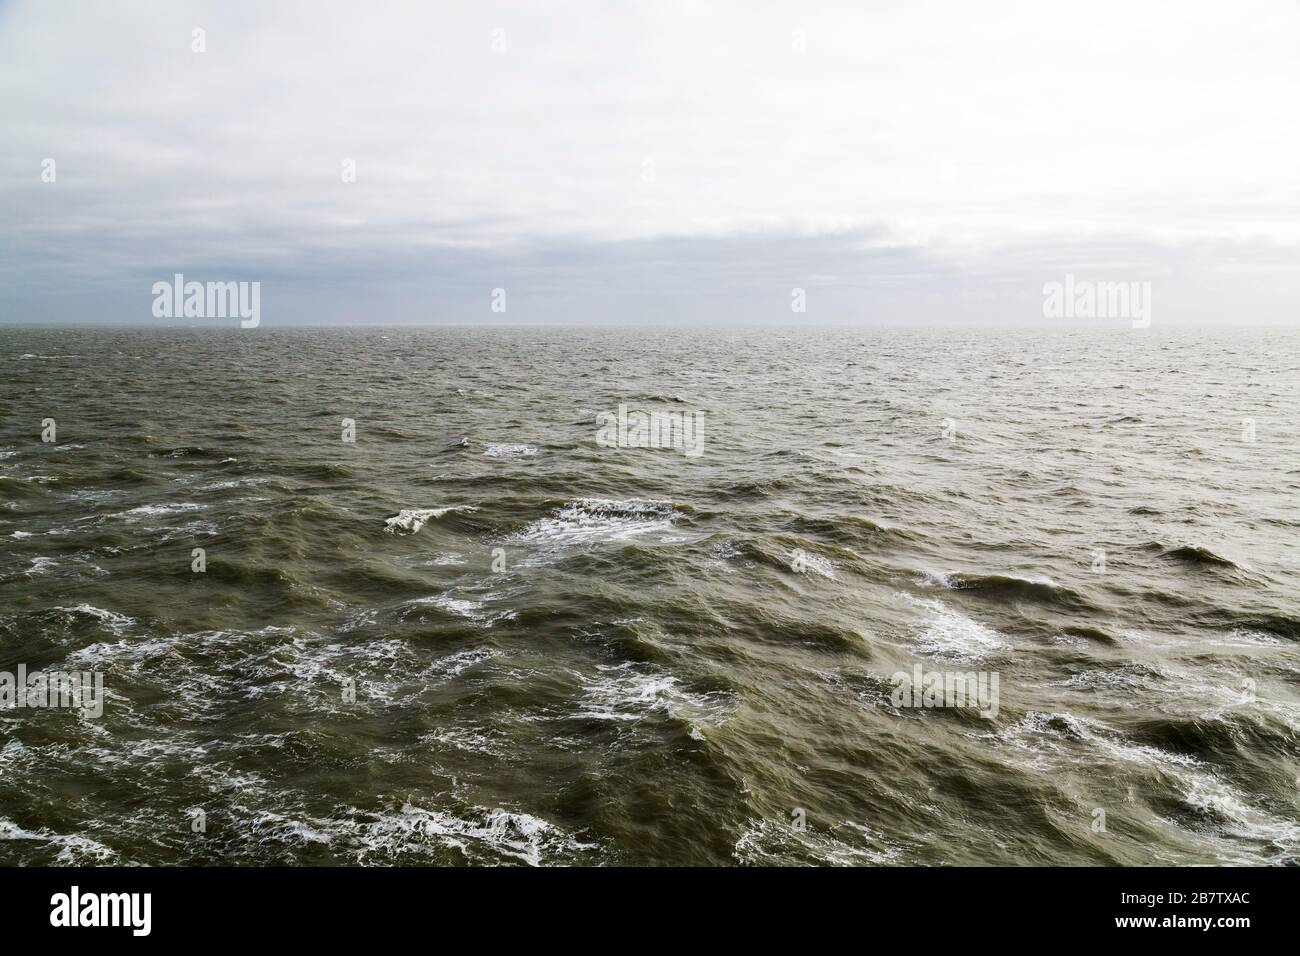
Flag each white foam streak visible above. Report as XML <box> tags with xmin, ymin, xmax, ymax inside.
<box><xmin>512</xmin><ymin>498</ymin><xmax>677</xmax><ymax>546</ymax></box>
<box><xmin>383</xmin><ymin>505</ymin><xmax>476</xmax><ymax>534</ymax></box>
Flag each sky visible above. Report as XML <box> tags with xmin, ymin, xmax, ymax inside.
<box><xmin>1</xmin><ymin>0</ymin><xmax>1298</xmax><ymax>326</ymax></box>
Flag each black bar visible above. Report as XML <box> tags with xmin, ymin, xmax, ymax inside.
<box><xmin>0</xmin><ymin>866</ymin><xmax>1275</xmax><ymax>941</ymax></box>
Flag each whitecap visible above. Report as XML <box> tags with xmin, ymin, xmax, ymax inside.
<box><xmin>356</xmin><ymin>803</ymin><xmax>595</xmax><ymax>867</ymax></box>
<box><xmin>897</xmin><ymin>593</ymin><xmax>1007</xmax><ymax>660</ymax></box>
<box><xmin>67</xmin><ymin>635</ymin><xmax>177</xmax><ymax>667</ymax></box>
<box><xmin>1205</xmin><ymin>628</ymin><xmax>1284</xmax><ymax>649</ymax></box>
<box><xmin>733</xmin><ymin>818</ymin><xmax>900</xmax><ymax>866</ymax></box>
<box><xmin>384</xmin><ymin>505</ymin><xmax>476</xmax><ymax>535</ymax></box>
<box><xmin>916</xmin><ymin>569</ymin><xmax>957</xmax><ymax>588</ymax></box>
<box><xmin>1055</xmin><ymin>665</ymin><xmax>1162</xmax><ymax>692</ymax></box>
<box><xmin>572</xmin><ymin>662</ymin><xmax>732</xmax><ymax>731</ymax></box>
<box><xmin>511</xmin><ymin>498</ymin><xmax>678</xmax><ymax>546</ymax></box>
<box><xmin>430</xmin><ymin>649</ymin><xmax>499</xmax><ymax>679</ymax></box>
<box><xmin>1181</xmin><ymin>776</ymin><xmax>1300</xmax><ymax>850</ymax></box>
<box><xmin>247</xmin><ymin>811</ymin><xmax>334</xmax><ymax>847</ymax></box>
<box><xmin>198</xmin><ymin>477</ymin><xmax>268</xmax><ymax>491</ymax></box>
<box><xmin>111</xmin><ymin>502</ymin><xmax>205</xmax><ymax>522</ymax></box>
<box><xmin>988</xmin><ymin>711</ymin><xmax>1201</xmax><ymax>770</ymax></box>
<box><xmin>483</xmin><ymin>443</ymin><xmax>539</xmax><ymax>458</ymax></box>
<box><xmin>54</xmin><ymin>605</ymin><xmax>136</xmax><ymax>635</ymax></box>
<box><xmin>791</xmin><ymin>548</ymin><xmax>836</xmax><ymax>579</ymax></box>
<box><xmin>408</xmin><ymin>593</ymin><xmax>515</xmax><ymax>627</ymax></box>
<box><xmin>0</xmin><ymin>818</ymin><xmax>116</xmax><ymax>863</ymax></box>
<box><xmin>426</xmin><ymin>595</ymin><xmax>482</xmax><ymax>617</ymax></box>
<box><xmin>423</xmin><ymin>726</ymin><xmax>502</xmax><ymax>756</ymax></box>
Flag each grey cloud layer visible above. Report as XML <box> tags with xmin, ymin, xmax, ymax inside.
<box><xmin>2</xmin><ymin>0</ymin><xmax>1298</xmax><ymax>324</ymax></box>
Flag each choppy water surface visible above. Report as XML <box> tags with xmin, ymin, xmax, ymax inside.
<box><xmin>1</xmin><ymin>326</ymin><xmax>1298</xmax><ymax>866</ymax></box>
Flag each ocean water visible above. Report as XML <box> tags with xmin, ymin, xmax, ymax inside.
<box><xmin>1</xmin><ymin>325</ymin><xmax>1298</xmax><ymax>866</ymax></box>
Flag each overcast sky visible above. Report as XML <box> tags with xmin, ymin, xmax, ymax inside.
<box><xmin>2</xmin><ymin>0</ymin><xmax>1298</xmax><ymax>326</ymax></box>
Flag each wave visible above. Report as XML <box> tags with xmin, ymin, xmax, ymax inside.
<box><xmin>714</xmin><ymin>477</ymin><xmax>797</xmax><ymax>500</ymax></box>
<box><xmin>898</xmin><ymin>593</ymin><xmax>1008</xmax><ymax>660</ymax></box>
<box><xmin>185</xmin><ymin>798</ymin><xmax>598</xmax><ymax>866</ymax></box>
<box><xmin>733</xmin><ymin>537</ymin><xmax>854</xmax><ymax>581</ymax></box>
<box><xmin>0</xmin><ymin>475</ymin><xmax>52</xmax><ymax>499</ymax></box>
<box><xmin>786</xmin><ymin>513</ymin><xmax>921</xmax><ymax>545</ymax></box>
<box><xmin>1150</xmin><ymin>542</ymin><xmax>1240</xmax><ymax>569</ymax></box>
<box><xmin>988</xmin><ymin>711</ymin><xmax>1203</xmax><ymax>770</ymax></box>
<box><xmin>1177</xmin><ymin>776</ymin><xmax>1300</xmax><ymax>855</ymax></box>
<box><xmin>197</xmin><ymin>477</ymin><xmax>271</xmax><ymax>491</ymax></box>
<box><xmin>789</xmin><ymin>548</ymin><xmax>836</xmax><ymax>579</ymax></box>
<box><xmin>1057</xmin><ymin>624</ymin><xmax>1121</xmax><ymax>646</ymax></box>
<box><xmin>1055</xmin><ymin>663</ymin><xmax>1164</xmax><ymax>692</ymax></box>
<box><xmin>510</xmin><ymin>498</ymin><xmax>679</xmax><ymax>546</ymax></box>
<box><xmin>722</xmin><ymin>603</ymin><xmax>867</xmax><ymax>654</ymax></box>
<box><xmin>150</xmin><ymin>445</ymin><xmax>226</xmax><ymax>460</ymax></box>
<box><xmin>108</xmin><ymin>502</ymin><xmax>206</xmax><ymax>522</ymax></box>
<box><xmin>919</xmin><ymin>570</ymin><xmax>1090</xmax><ymax>609</ymax></box>
<box><xmin>355</xmin><ymin>803</ymin><xmax>597</xmax><ymax>866</ymax></box>
<box><xmin>734</xmin><ymin>818</ymin><xmax>900</xmax><ymax>866</ymax></box>
<box><xmin>570</xmin><ymin>662</ymin><xmax>733</xmax><ymax>737</ymax></box>
<box><xmin>1220</xmin><ymin>615</ymin><xmax>1300</xmax><ymax>642</ymax></box>
<box><xmin>290</xmin><ymin>462</ymin><xmax>355</xmax><ymax>481</ymax></box>
<box><xmin>405</xmin><ymin>592</ymin><xmax>516</xmax><ymax>627</ymax></box>
<box><xmin>25</xmin><ymin>557</ymin><xmax>58</xmax><ymax>575</ymax></box>
<box><xmin>422</xmin><ymin>725</ymin><xmax>505</xmax><ymax>756</ymax></box>
<box><xmin>0</xmin><ymin>819</ymin><xmax>116</xmax><ymax>864</ymax></box>
<box><xmin>1124</xmin><ymin>711</ymin><xmax>1299</xmax><ymax>764</ymax></box>
<box><xmin>52</xmin><ymin>604</ymin><xmax>136</xmax><ymax>636</ymax></box>
<box><xmin>101</xmin><ymin>467</ymin><xmax>157</xmax><ymax>487</ymax></box>
<box><xmin>484</xmin><ymin>443</ymin><xmax>538</xmax><ymax>458</ymax></box>
<box><xmin>383</xmin><ymin>505</ymin><xmax>477</xmax><ymax>535</ymax></box>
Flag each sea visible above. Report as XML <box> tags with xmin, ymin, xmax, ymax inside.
<box><xmin>1</xmin><ymin>325</ymin><xmax>1297</xmax><ymax>865</ymax></box>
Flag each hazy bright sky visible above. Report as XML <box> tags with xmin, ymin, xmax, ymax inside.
<box><xmin>2</xmin><ymin>0</ymin><xmax>1298</xmax><ymax>325</ymax></box>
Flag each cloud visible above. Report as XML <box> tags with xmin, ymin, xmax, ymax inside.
<box><xmin>2</xmin><ymin>0</ymin><xmax>1298</xmax><ymax>324</ymax></box>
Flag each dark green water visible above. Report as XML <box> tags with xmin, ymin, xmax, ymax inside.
<box><xmin>1</xmin><ymin>326</ymin><xmax>1297</xmax><ymax>865</ymax></box>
